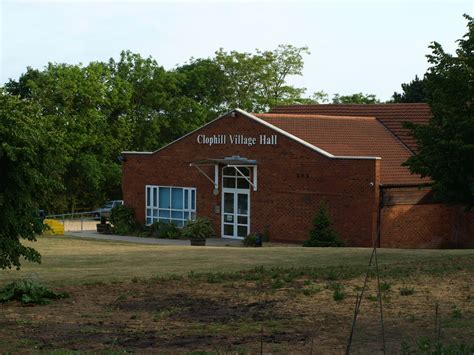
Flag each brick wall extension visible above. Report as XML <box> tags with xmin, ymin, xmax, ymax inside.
<box><xmin>380</xmin><ymin>187</ymin><xmax>474</xmax><ymax>248</ymax></box>
<box><xmin>122</xmin><ymin>112</ymin><xmax>381</xmax><ymax>247</ymax></box>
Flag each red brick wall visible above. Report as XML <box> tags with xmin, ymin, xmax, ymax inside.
<box><xmin>122</xmin><ymin>112</ymin><xmax>380</xmax><ymax>246</ymax></box>
<box><xmin>458</xmin><ymin>210</ymin><xmax>474</xmax><ymax>248</ymax></box>
<box><xmin>380</xmin><ymin>187</ymin><xmax>474</xmax><ymax>248</ymax></box>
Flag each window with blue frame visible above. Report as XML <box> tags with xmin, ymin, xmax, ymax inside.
<box><xmin>145</xmin><ymin>186</ymin><xmax>196</xmax><ymax>226</ymax></box>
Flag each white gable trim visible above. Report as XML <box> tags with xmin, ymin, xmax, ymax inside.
<box><xmin>123</xmin><ymin>108</ymin><xmax>381</xmax><ymax>160</ymax></box>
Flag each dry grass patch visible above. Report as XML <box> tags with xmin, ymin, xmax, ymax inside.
<box><xmin>0</xmin><ymin>270</ymin><xmax>472</xmax><ymax>353</ymax></box>
<box><xmin>2</xmin><ymin>235</ymin><xmax>473</xmax><ymax>286</ymax></box>
<box><xmin>1</xmin><ymin>236</ymin><xmax>473</xmax><ymax>353</ymax></box>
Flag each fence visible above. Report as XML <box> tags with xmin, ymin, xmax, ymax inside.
<box><xmin>45</xmin><ymin>211</ymin><xmax>98</xmax><ymax>232</ymax></box>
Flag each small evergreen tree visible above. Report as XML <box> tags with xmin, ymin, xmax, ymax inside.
<box><xmin>304</xmin><ymin>202</ymin><xmax>344</xmax><ymax>247</ymax></box>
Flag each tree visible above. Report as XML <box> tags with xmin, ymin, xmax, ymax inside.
<box><xmin>332</xmin><ymin>92</ymin><xmax>380</xmax><ymax>104</ymax></box>
<box><xmin>303</xmin><ymin>202</ymin><xmax>344</xmax><ymax>247</ymax></box>
<box><xmin>214</xmin><ymin>45</ymin><xmax>310</xmax><ymax>111</ymax></box>
<box><xmin>392</xmin><ymin>75</ymin><xmax>430</xmax><ymax>103</ymax></box>
<box><xmin>6</xmin><ymin>60</ymin><xmax>133</xmax><ymax>211</ymax></box>
<box><xmin>404</xmin><ymin>14</ymin><xmax>474</xmax><ymax>209</ymax></box>
<box><xmin>175</xmin><ymin>58</ymin><xmax>229</xmax><ymax>116</ymax></box>
<box><xmin>2</xmin><ymin>45</ymin><xmax>313</xmax><ymax>213</ymax></box>
<box><xmin>0</xmin><ymin>90</ymin><xmax>66</xmax><ymax>269</ymax></box>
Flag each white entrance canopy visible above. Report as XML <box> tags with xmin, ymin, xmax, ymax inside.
<box><xmin>189</xmin><ymin>156</ymin><xmax>258</xmax><ymax>191</ymax></box>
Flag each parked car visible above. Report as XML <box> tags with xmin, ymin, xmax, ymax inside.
<box><xmin>93</xmin><ymin>200</ymin><xmax>124</xmax><ymax>220</ymax></box>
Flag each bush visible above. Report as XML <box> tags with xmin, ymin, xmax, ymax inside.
<box><xmin>0</xmin><ymin>279</ymin><xmax>68</xmax><ymax>305</ymax></box>
<box><xmin>326</xmin><ymin>283</ymin><xmax>346</xmax><ymax>301</ymax></box>
<box><xmin>109</xmin><ymin>205</ymin><xmax>137</xmax><ymax>235</ymax></box>
<box><xmin>333</xmin><ymin>288</ymin><xmax>346</xmax><ymax>301</ymax></box>
<box><xmin>303</xmin><ymin>201</ymin><xmax>344</xmax><ymax>247</ymax></box>
<box><xmin>243</xmin><ymin>233</ymin><xmax>258</xmax><ymax>247</ymax></box>
<box><xmin>182</xmin><ymin>217</ymin><xmax>215</xmax><ymax>240</ymax></box>
<box><xmin>149</xmin><ymin>221</ymin><xmax>182</xmax><ymax>239</ymax></box>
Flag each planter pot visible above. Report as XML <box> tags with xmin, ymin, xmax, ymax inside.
<box><xmin>96</xmin><ymin>223</ymin><xmax>112</xmax><ymax>234</ymax></box>
<box><xmin>190</xmin><ymin>239</ymin><xmax>206</xmax><ymax>246</ymax></box>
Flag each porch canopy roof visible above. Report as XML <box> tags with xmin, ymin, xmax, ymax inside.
<box><xmin>190</xmin><ymin>156</ymin><xmax>257</xmax><ymax>167</ymax></box>
<box><xmin>189</xmin><ymin>156</ymin><xmax>258</xmax><ymax>191</ymax></box>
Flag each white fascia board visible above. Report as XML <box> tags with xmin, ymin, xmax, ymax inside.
<box><xmin>121</xmin><ymin>110</ymin><xmax>236</xmax><ymax>155</ymax></box>
<box><xmin>236</xmin><ymin>109</ymin><xmax>381</xmax><ymax>160</ymax></box>
<box><xmin>122</xmin><ymin>108</ymin><xmax>381</xmax><ymax>161</ymax></box>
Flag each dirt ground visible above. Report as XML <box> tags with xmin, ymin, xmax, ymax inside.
<box><xmin>1</xmin><ymin>270</ymin><xmax>473</xmax><ymax>354</ymax></box>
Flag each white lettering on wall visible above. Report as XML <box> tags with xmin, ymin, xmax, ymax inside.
<box><xmin>196</xmin><ymin>134</ymin><xmax>277</xmax><ymax>146</ymax></box>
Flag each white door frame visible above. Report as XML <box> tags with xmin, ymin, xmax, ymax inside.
<box><xmin>221</xmin><ymin>188</ymin><xmax>250</xmax><ymax>239</ymax></box>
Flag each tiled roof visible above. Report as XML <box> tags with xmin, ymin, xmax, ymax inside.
<box><xmin>269</xmin><ymin>103</ymin><xmax>431</xmax><ymax>152</ymax></box>
<box><xmin>254</xmin><ymin>113</ymin><xmax>428</xmax><ymax>185</ymax></box>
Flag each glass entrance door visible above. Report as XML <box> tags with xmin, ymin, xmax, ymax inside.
<box><xmin>222</xmin><ymin>189</ymin><xmax>250</xmax><ymax>239</ymax></box>
<box><xmin>221</xmin><ymin>166</ymin><xmax>251</xmax><ymax>239</ymax></box>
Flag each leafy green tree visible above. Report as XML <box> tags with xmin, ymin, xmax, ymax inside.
<box><xmin>214</xmin><ymin>45</ymin><xmax>310</xmax><ymax>111</ymax></box>
<box><xmin>2</xmin><ymin>45</ymin><xmax>314</xmax><ymax>214</ymax></box>
<box><xmin>404</xmin><ymin>14</ymin><xmax>474</xmax><ymax>209</ymax></box>
<box><xmin>392</xmin><ymin>75</ymin><xmax>429</xmax><ymax>103</ymax></box>
<box><xmin>6</xmin><ymin>61</ymin><xmax>132</xmax><ymax>211</ymax></box>
<box><xmin>256</xmin><ymin>45</ymin><xmax>311</xmax><ymax>109</ymax></box>
<box><xmin>175</xmin><ymin>58</ymin><xmax>229</xmax><ymax>116</ymax></box>
<box><xmin>109</xmin><ymin>51</ymin><xmax>213</xmax><ymax>151</ymax></box>
<box><xmin>332</xmin><ymin>92</ymin><xmax>380</xmax><ymax>104</ymax></box>
<box><xmin>309</xmin><ymin>90</ymin><xmax>330</xmax><ymax>104</ymax></box>
<box><xmin>0</xmin><ymin>90</ymin><xmax>66</xmax><ymax>269</ymax></box>
<box><xmin>303</xmin><ymin>202</ymin><xmax>344</xmax><ymax>247</ymax></box>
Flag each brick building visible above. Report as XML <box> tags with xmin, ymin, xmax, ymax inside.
<box><xmin>121</xmin><ymin>104</ymin><xmax>473</xmax><ymax>248</ymax></box>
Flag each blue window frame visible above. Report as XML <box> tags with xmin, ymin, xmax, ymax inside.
<box><xmin>145</xmin><ymin>185</ymin><xmax>196</xmax><ymax>226</ymax></box>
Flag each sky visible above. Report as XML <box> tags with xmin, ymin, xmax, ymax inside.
<box><xmin>0</xmin><ymin>0</ymin><xmax>472</xmax><ymax>101</ymax></box>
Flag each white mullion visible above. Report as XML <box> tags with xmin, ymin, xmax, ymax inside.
<box><xmin>157</xmin><ymin>187</ymin><xmax>160</xmax><ymax>223</ymax></box>
<box><xmin>168</xmin><ymin>188</ymin><xmax>172</xmax><ymax>222</ymax></box>
<box><xmin>234</xmin><ymin>191</ymin><xmax>238</xmax><ymax>238</ymax></box>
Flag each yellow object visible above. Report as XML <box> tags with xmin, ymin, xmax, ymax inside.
<box><xmin>43</xmin><ymin>219</ymin><xmax>65</xmax><ymax>235</ymax></box>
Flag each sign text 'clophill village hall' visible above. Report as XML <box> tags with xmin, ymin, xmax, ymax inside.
<box><xmin>196</xmin><ymin>134</ymin><xmax>278</xmax><ymax>147</ymax></box>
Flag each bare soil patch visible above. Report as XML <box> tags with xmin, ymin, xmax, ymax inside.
<box><xmin>1</xmin><ymin>270</ymin><xmax>473</xmax><ymax>353</ymax></box>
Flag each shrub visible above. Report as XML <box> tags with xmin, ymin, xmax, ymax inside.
<box><xmin>333</xmin><ymin>288</ymin><xmax>346</xmax><ymax>301</ymax></box>
<box><xmin>379</xmin><ymin>281</ymin><xmax>391</xmax><ymax>292</ymax></box>
<box><xmin>303</xmin><ymin>201</ymin><xmax>344</xmax><ymax>247</ymax></box>
<box><xmin>110</xmin><ymin>205</ymin><xmax>137</xmax><ymax>235</ymax></box>
<box><xmin>182</xmin><ymin>217</ymin><xmax>215</xmax><ymax>240</ymax></box>
<box><xmin>149</xmin><ymin>221</ymin><xmax>182</xmax><ymax>239</ymax></box>
<box><xmin>243</xmin><ymin>233</ymin><xmax>262</xmax><ymax>247</ymax></box>
<box><xmin>0</xmin><ymin>279</ymin><xmax>68</xmax><ymax>305</ymax></box>
<box><xmin>326</xmin><ymin>282</ymin><xmax>346</xmax><ymax>301</ymax></box>
<box><xmin>243</xmin><ymin>233</ymin><xmax>257</xmax><ymax>247</ymax></box>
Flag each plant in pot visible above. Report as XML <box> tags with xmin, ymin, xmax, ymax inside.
<box><xmin>182</xmin><ymin>217</ymin><xmax>215</xmax><ymax>246</ymax></box>
<box><xmin>96</xmin><ymin>216</ymin><xmax>112</xmax><ymax>234</ymax></box>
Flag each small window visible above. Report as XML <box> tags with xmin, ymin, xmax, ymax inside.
<box><xmin>222</xmin><ymin>167</ymin><xmax>251</xmax><ymax>190</ymax></box>
<box><xmin>223</xmin><ymin>167</ymin><xmax>236</xmax><ymax>176</ymax></box>
<box><xmin>146</xmin><ymin>186</ymin><xmax>196</xmax><ymax>226</ymax></box>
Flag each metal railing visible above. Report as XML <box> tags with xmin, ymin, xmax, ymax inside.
<box><xmin>45</xmin><ymin>211</ymin><xmax>99</xmax><ymax>232</ymax></box>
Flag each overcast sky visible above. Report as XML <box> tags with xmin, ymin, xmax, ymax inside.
<box><xmin>1</xmin><ymin>0</ymin><xmax>472</xmax><ymax>101</ymax></box>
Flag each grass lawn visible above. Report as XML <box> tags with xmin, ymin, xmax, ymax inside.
<box><xmin>1</xmin><ymin>235</ymin><xmax>473</xmax><ymax>286</ymax></box>
<box><xmin>1</xmin><ymin>235</ymin><xmax>473</xmax><ymax>353</ymax></box>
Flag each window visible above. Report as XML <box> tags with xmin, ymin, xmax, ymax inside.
<box><xmin>146</xmin><ymin>186</ymin><xmax>196</xmax><ymax>227</ymax></box>
<box><xmin>222</xmin><ymin>167</ymin><xmax>250</xmax><ymax>189</ymax></box>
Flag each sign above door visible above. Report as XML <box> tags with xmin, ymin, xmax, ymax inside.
<box><xmin>197</xmin><ymin>134</ymin><xmax>277</xmax><ymax>147</ymax></box>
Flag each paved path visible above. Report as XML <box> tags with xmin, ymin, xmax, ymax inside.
<box><xmin>65</xmin><ymin>231</ymin><xmax>244</xmax><ymax>247</ymax></box>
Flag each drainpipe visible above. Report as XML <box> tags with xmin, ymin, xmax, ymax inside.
<box><xmin>376</xmin><ymin>185</ymin><xmax>385</xmax><ymax>248</ymax></box>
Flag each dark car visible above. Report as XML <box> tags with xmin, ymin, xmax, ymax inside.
<box><xmin>93</xmin><ymin>200</ymin><xmax>124</xmax><ymax>220</ymax></box>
